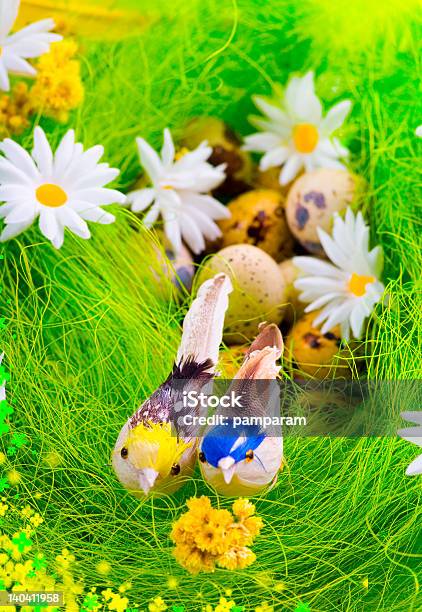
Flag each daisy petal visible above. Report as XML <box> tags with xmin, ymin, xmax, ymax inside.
<box><xmin>182</xmin><ymin>193</ymin><xmax>230</xmax><ymax>220</ymax></box>
<box><xmin>0</xmin><ymin>139</ymin><xmax>39</xmax><ymax>181</ymax></box>
<box><xmin>317</xmin><ymin>228</ymin><xmax>351</xmax><ymax>270</ymax></box>
<box><xmin>185</xmin><ymin>206</ymin><xmax>222</xmax><ymax>242</ymax></box>
<box><xmin>127</xmin><ymin>189</ymin><xmax>155</xmax><ymax>213</ymax></box>
<box><xmin>243</xmin><ymin>132</ymin><xmax>282</xmax><ymax>153</ymax></box>
<box><xmin>161</xmin><ymin>128</ymin><xmax>175</xmax><ymax>167</ymax></box>
<box><xmin>39</xmin><ymin>209</ymin><xmax>60</xmax><ymax>242</ymax></box>
<box><xmin>320</xmin><ymin>301</ymin><xmax>353</xmax><ymax>334</ymax></box>
<box><xmin>5</xmin><ymin>202</ymin><xmax>38</xmax><ymax>224</ymax></box>
<box><xmin>349</xmin><ymin>304</ymin><xmax>367</xmax><ymax>339</ymax></box>
<box><xmin>321</xmin><ymin>100</ymin><xmax>352</xmax><ymax>133</ymax></box>
<box><xmin>293</xmin><ymin>256</ymin><xmax>345</xmax><ymax>280</ymax></box>
<box><xmin>2</xmin><ymin>52</ymin><xmax>36</xmax><ymax>76</ymax></box>
<box><xmin>0</xmin><ymin>61</ymin><xmax>10</xmax><ymax>91</ymax></box>
<box><xmin>143</xmin><ymin>202</ymin><xmax>160</xmax><ymax>227</ymax></box>
<box><xmin>163</xmin><ymin>212</ymin><xmax>182</xmax><ymax>254</ymax></box>
<box><xmin>253</xmin><ymin>97</ymin><xmax>290</xmax><ymax>126</ymax></box>
<box><xmin>59</xmin><ymin>207</ymin><xmax>91</xmax><ymax>239</ymax></box>
<box><xmin>280</xmin><ymin>155</ymin><xmax>302</xmax><ymax>185</ymax></box>
<box><xmin>136</xmin><ymin>137</ymin><xmax>163</xmax><ymax>182</ymax></box>
<box><xmin>260</xmin><ymin>146</ymin><xmax>290</xmax><ymax>171</ymax></box>
<box><xmin>6</xmin><ymin>18</ymin><xmax>59</xmax><ymax>40</ymax></box>
<box><xmin>0</xmin><ymin>0</ymin><xmax>19</xmax><ymax>40</ymax></box>
<box><xmin>0</xmin><ymin>185</ymin><xmax>32</xmax><ymax>201</ymax></box>
<box><xmin>180</xmin><ymin>213</ymin><xmax>206</xmax><ymax>255</ymax></box>
<box><xmin>405</xmin><ymin>454</ymin><xmax>422</xmax><ymax>476</ymax></box>
<box><xmin>74</xmin><ymin>204</ymin><xmax>115</xmax><ymax>225</ymax></box>
<box><xmin>51</xmin><ymin>230</ymin><xmax>65</xmax><ymax>249</ymax></box>
<box><xmin>73</xmin><ymin>188</ymin><xmax>126</xmax><ymax>206</ymax></box>
<box><xmin>53</xmin><ymin>130</ymin><xmax>76</xmax><ymax>176</ymax></box>
<box><xmin>295</xmin><ymin>277</ymin><xmax>345</xmax><ymax>294</ymax></box>
<box><xmin>0</xmin><ymin>218</ymin><xmax>34</xmax><ymax>242</ymax></box>
<box><xmin>287</xmin><ymin>72</ymin><xmax>322</xmax><ymax>123</ymax></box>
<box><xmin>303</xmin><ymin>292</ymin><xmax>345</xmax><ymax>312</ymax></box>
<box><xmin>32</xmin><ymin>127</ymin><xmax>53</xmax><ymax>177</ymax></box>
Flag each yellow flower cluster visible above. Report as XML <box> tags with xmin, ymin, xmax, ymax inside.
<box><xmin>0</xmin><ymin>83</ymin><xmax>32</xmax><ymax>139</ymax></box>
<box><xmin>29</xmin><ymin>40</ymin><xmax>84</xmax><ymax>122</ymax></box>
<box><xmin>0</xmin><ymin>40</ymin><xmax>84</xmax><ymax>137</ymax></box>
<box><xmin>0</xmin><ymin>500</ymin><xmax>84</xmax><ymax>612</ymax></box>
<box><xmin>171</xmin><ymin>496</ymin><xmax>263</xmax><ymax>574</ymax></box>
<box><xmin>148</xmin><ymin>596</ymin><xmax>167</xmax><ymax>611</ymax></box>
<box><xmin>0</xmin><ymin>539</ymin><xmax>83</xmax><ymax>612</ymax></box>
<box><xmin>101</xmin><ymin>588</ymin><xmax>129</xmax><ymax>612</ymax></box>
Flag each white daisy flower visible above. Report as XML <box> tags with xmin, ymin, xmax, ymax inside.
<box><xmin>127</xmin><ymin>128</ymin><xmax>229</xmax><ymax>255</ymax></box>
<box><xmin>243</xmin><ymin>71</ymin><xmax>352</xmax><ymax>185</ymax></box>
<box><xmin>0</xmin><ymin>0</ymin><xmax>62</xmax><ymax>92</ymax></box>
<box><xmin>398</xmin><ymin>412</ymin><xmax>422</xmax><ymax>476</ymax></box>
<box><xmin>0</xmin><ymin>126</ymin><xmax>126</xmax><ymax>249</ymax></box>
<box><xmin>293</xmin><ymin>208</ymin><xmax>385</xmax><ymax>341</ymax></box>
<box><xmin>415</xmin><ymin>125</ymin><xmax>422</xmax><ymax>138</ymax></box>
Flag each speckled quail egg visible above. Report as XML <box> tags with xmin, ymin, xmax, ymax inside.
<box><xmin>197</xmin><ymin>244</ymin><xmax>286</xmax><ymax>344</ymax></box>
<box><xmin>218</xmin><ymin>189</ymin><xmax>294</xmax><ymax>262</ymax></box>
<box><xmin>285</xmin><ymin>169</ymin><xmax>361</xmax><ymax>255</ymax></box>
<box><xmin>285</xmin><ymin>310</ymin><xmax>351</xmax><ymax>379</ymax></box>
<box><xmin>279</xmin><ymin>259</ymin><xmax>305</xmax><ymax>325</ymax></box>
<box><xmin>182</xmin><ymin>117</ymin><xmax>254</xmax><ymax>197</ymax></box>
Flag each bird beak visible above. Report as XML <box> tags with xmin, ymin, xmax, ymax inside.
<box><xmin>138</xmin><ymin>468</ymin><xmax>159</xmax><ymax>494</ymax></box>
<box><xmin>218</xmin><ymin>456</ymin><xmax>236</xmax><ymax>484</ymax></box>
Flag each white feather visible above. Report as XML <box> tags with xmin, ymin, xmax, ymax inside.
<box><xmin>176</xmin><ymin>273</ymin><xmax>232</xmax><ymax>371</ymax></box>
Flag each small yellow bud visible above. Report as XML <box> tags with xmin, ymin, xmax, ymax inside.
<box><xmin>7</xmin><ymin>470</ymin><xmax>21</xmax><ymax>485</ymax></box>
<box><xmin>96</xmin><ymin>560</ymin><xmax>112</xmax><ymax>575</ymax></box>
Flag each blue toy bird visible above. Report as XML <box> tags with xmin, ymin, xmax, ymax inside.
<box><xmin>199</xmin><ymin>323</ymin><xmax>284</xmax><ymax>496</ymax></box>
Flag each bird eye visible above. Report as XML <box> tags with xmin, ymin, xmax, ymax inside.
<box><xmin>245</xmin><ymin>449</ymin><xmax>254</xmax><ymax>462</ymax></box>
<box><xmin>120</xmin><ymin>447</ymin><xmax>128</xmax><ymax>459</ymax></box>
<box><xmin>171</xmin><ymin>463</ymin><xmax>181</xmax><ymax>476</ymax></box>
<box><xmin>199</xmin><ymin>451</ymin><xmax>206</xmax><ymax>463</ymax></box>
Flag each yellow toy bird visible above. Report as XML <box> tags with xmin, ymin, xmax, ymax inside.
<box><xmin>112</xmin><ymin>273</ymin><xmax>232</xmax><ymax>498</ymax></box>
<box><xmin>199</xmin><ymin>323</ymin><xmax>284</xmax><ymax>497</ymax></box>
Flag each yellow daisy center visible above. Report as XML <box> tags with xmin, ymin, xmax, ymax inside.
<box><xmin>36</xmin><ymin>183</ymin><xmax>68</xmax><ymax>208</ymax></box>
<box><xmin>348</xmin><ymin>273</ymin><xmax>375</xmax><ymax>297</ymax></box>
<box><xmin>293</xmin><ymin>123</ymin><xmax>319</xmax><ymax>153</ymax></box>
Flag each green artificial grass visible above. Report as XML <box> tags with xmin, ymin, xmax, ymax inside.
<box><xmin>1</xmin><ymin>0</ymin><xmax>421</xmax><ymax>610</ymax></box>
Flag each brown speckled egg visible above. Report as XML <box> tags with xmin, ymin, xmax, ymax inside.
<box><xmin>279</xmin><ymin>259</ymin><xmax>305</xmax><ymax>324</ymax></box>
<box><xmin>285</xmin><ymin>310</ymin><xmax>351</xmax><ymax>379</ymax></box>
<box><xmin>218</xmin><ymin>190</ymin><xmax>294</xmax><ymax>262</ymax></box>
<box><xmin>182</xmin><ymin>117</ymin><xmax>254</xmax><ymax>197</ymax></box>
<box><xmin>197</xmin><ymin>244</ymin><xmax>286</xmax><ymax>344</ymax></box>
<box><xmin>285</xmin><ymin>169</ymin><xmax>361</xmax><ymax>255</ymax></box>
